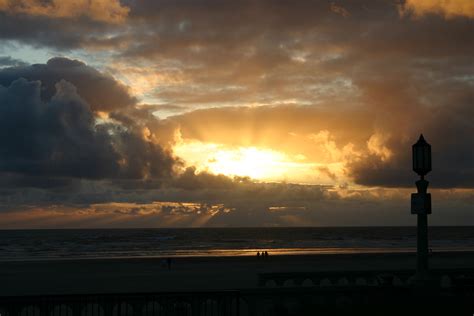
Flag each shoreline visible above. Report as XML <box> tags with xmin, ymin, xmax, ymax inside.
<box><xmin>2</xmin><ymin>247</ymin><xmax>474</xmax><ymax>263</ymax></box>
<box><xmin>2</xmin><ymin>251</ymin><xmax>474</xmax><ymax>296</ymax></box>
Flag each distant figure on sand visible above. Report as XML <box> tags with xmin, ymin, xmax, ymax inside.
<box><xmin>257</xmin><ymin>251</ymin><xmax>260</xmax><ymax>258</ymax></box>
<box><xmin>265</xmin><ymin>251</ymin><xmax>269</xmax><ymax>258</ymax></box>
<box><xmin>167</xmin><ymin>257</ymin><xmax>172</xmax><ymax>270</ymax></box>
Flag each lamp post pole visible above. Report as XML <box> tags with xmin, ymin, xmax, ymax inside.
<box><xmin>415</xmin><ymin>177</ymin><xmax>429</xmax><ymax>278</ymax></box>
<box><xmin>411</xmin><ymin>134</ymin><xmax>432</xmax><ymax>282</ymax></box>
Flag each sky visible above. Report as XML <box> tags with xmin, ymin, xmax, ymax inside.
<box><xmin>0</xmin><ymin>0</ymin><xmax>473</xmax><ymax>228</ymax></box>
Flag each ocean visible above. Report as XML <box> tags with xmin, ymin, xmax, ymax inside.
<box><xmin>0</xmin><ymin>226</ymin><xmax>473</xmax><ymax>261</ymax></box>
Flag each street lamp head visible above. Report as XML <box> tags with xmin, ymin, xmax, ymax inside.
<box><xmin>412</xmin><ymin>134</ymin><xmax>431</xmax><ymax>177</ymax></box>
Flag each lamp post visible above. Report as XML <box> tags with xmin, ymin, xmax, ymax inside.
<box><xmin>411</xmin><ymin>134</ymin><xmax>432</xmax><ymax>282</ymax></box>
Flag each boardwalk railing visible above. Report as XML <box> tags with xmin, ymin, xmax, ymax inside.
<box><xmin>2</xmin><ymin>286</ymin><xmax>474</xmax><ymax>316</ymax></box>
<box><xmin>258</xmin><ymin>268</ymin><xmax>474</xmax><ymax>288</ymax></box>
<box><xmin>0</xmin><ymin>291</ymin><xmax>239</xmax><ymax>316</ymax></box>
<box><xmin>2</xmin><ymin>268</ymin><xmax>474</xmax><ymax>316</ymax></box>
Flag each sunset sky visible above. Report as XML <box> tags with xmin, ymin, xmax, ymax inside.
<box><xmin>0</xmin><ymin>0</ymin><xmax>473</xmax><ymax>228</ymax></box>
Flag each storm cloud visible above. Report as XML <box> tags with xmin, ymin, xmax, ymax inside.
<box><xmin>0</xmin><ymin>58</ymin><xmax>136</xmax><ymax>111</ymax></box>
<box><xmin>0</xmin><ymin>61</ymin><xmax>176</xmax><ymax>184</ymax></box>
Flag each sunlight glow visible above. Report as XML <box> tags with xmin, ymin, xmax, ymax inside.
<box><xmin>208</xmin><ymin>147</ymin><xmax>287</xmax><ymax>179</ymax></box>
<box><xmin>174</xmin><ymin>139</ymin><xmax>344</xmax><ymax>184</ymax></box>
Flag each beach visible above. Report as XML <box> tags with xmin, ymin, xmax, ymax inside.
<box><xmin>3</xmin><ymin>251</ymin><xmax>474</xmax><ymax>296</ymax></box>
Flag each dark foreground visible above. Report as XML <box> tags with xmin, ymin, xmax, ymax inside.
<box><xmin>1</xmin><ymin>282</ymin><xmax>474</xmax><ymax>316</ymax></box>
<box><xmin>2</xmin><ymin>252</ymin><xmax>474</xmax><ymax>315</ymax></box>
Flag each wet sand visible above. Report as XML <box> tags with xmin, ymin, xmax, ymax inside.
<box><xmin>2</xmin><ymin>251</ymin><xmax>474</xmax><ymax>296</ymax></box>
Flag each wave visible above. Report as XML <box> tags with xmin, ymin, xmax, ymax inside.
<box><xmin>1</xmin><ymin>227</ymin><xmax>473</xmax><ymax>261</ymax></box>
<box><xmin>154</xmin><ymin>235</ymin><xmax>176</xmax><ymax>241</ymax></box>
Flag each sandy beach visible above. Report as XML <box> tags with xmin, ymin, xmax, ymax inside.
<box><xmin>2</xmin><ymin>251</ymin><xmax>474</xmax><ymax>296</ymax></box>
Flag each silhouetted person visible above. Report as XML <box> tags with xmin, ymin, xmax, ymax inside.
<box><xmin>265</xmin><ymin>251</ymin><xmax>269</xmax><ymax>258</ymax></box>
<box><xmin>257</xmin><ymin>251</ymin><xmax>260</xmax><ymax>258</ymax></box>
<box><xmin>167</xmin><ymin>257</ymin><xmax>172</xmax><ymax>270</ymax></box>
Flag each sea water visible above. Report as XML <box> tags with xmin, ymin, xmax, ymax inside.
<box><xmin>0</xmin><ymin>226</ymin><xmax>473</xmax><ymax>261</ymax></box>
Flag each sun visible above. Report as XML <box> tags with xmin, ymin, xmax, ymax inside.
<box><xmin>174</xmin><ymin>140</ymin><xmax>290</xmax><ymax>180</ymax></box>
<box><xmin>207</xmin><ymin>147</ymin><xmax>287</xmax><ymax>179</ymax></box>
<box><xmin>174</xmin><ymin>140</ymin><xmax>328</xmax><ymax>182</ymax></box>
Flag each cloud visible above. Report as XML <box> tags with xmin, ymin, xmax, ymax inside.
<box><xmin>317</xmin><ymin>166</ymin><xmax>337</xmax><ymax>181</ymax></box>
<box><xmin>330</xmin><ymin>2</ymin><xmax>350</xmax><ymax>18</ymax></box>
<box><xmin>127</xmin><ymin>0</ymin><xmax>472</xmax><ymax>189</ymax></box>
<box><xmin>2</xmin><ymin>180</ymin><xmax>474</xmax><ymax>228</ymax></box>
<box><xmin>0</xmin><ymin>1</ymin><xmax>473</xmax><ymax>227</ymax></box>
<box><xmin>167</xmin><ymin>91</ymin><xmax>474</xmax><ymax>188</ymax></box>
<box><xmin>0</xmin><ymin>76</ymin><xmax>176</xmax><ymax>182</ymax></box>
<box><xmin>168</xmin><ymin>106</ymin><xmax>371</xmax><ymax>154</ymax></box>
<box><xmin>401</xmin><ymin>0</ymin><xmax>474</xmax><ymax>19</ymax></box>
<box><xmin>0</xmin><ymin>57</ymin><xmax>136</xmax><ymax>112</ymax></box>
<box><xmin>0</xmin><ymin>0</ymin><xmax>129</xmax><ymax>23</ymax></box>
<box><xmin>0</xmin><ymin>56</ymin><xmax>27</xmax><ymax>67</ymax></box>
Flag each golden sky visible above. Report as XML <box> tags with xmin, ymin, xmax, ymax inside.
<box><xmin>0</xmin><ymin>0</ymin><xmax>473</xmax><ymax>227</ymax></box>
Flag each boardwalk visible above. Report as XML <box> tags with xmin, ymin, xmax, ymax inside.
<box><xmin>2</xmin><ymin>266</ymin><xmax>474</xmax><ymax>316</ymax></box>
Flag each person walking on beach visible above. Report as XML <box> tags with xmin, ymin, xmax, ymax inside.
<box><xmin>257</xmin><ymin>251</ymin><xmax>261</xmax><ymax>258</ymax></box>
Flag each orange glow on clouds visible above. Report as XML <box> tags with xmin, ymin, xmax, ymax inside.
<box><xmin>174</xmin><ymin>138</ymin><xmax>345</xmax><ymax>184</ymax></box>
<box><xmin>0</xmin><ymin>0</ymin><xmax>129</xmax><ymax>23</ymax></box>
<box><xmin>402</xmin><ymin>0</ymin><xmax>474</xmax><ymax>19</ymax></box>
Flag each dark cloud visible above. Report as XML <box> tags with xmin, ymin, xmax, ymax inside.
<box><xmin>0</xmin><ymin>76</ymin><xmax>175</xmax><ymax>183</ymax></box>
<box><xmin>0</xmin><ymin>13</ymin><xmax>116</xmax><ymax>49</ymax></box>
<box><xmin>113</xmin><ymin>0</ymin><xmax>473</xmax><ymax>106</ymax></box>
<box><xmin>173</xmin><ymin>167</ymin><xmax>236</xmax><ymax>190</ymax></box>
<box><xmin>0</xmin><ymin>57</ymin><xmax>136</xmax><ymax>111</ymax></box>
<box><xmin>0</xmin><ymin>56</ymin><xmax>27</xmax><ymax>67</ymax></box>
<box><xmin>344</xmin><ymin>52</ymin><xmax>474</xmax><ymax>188</ymax></box>
<box><xmin>2</xmin><ymin>176</ymin><xmax>474</xmax><ymax>228</ymax></box>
